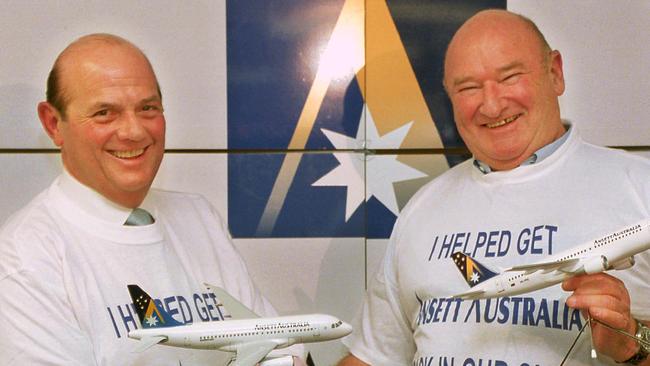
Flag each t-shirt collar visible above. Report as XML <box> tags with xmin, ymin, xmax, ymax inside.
<box><xmin>473</xmin><ymin>126</ymin><xmax>572</xmax><ymax>174</ymax></box>
<box><xmin>58</xmin><ymin>169</ymin><xmax>149</xmax><ymax>225</ymax></box>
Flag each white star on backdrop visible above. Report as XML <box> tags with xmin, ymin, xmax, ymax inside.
<box><xmin>313</xmin><ymin>105</ymin><xmax>427</xmax><ymax>221</ymax></box>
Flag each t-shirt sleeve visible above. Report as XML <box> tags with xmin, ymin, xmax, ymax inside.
<box><xmin>621</xmin><ymin>159</ymin><xmax>650</xmax><ymax>319</ymax></box>
<box><xmin>0</xmin><ymin>231</ymin><xmax>96</xmax><ymax>365</ymax></box>
<box><xmin>343</xmin><ymin>235</ymin><xmax>415</xmax><ymax>365</ymax></box>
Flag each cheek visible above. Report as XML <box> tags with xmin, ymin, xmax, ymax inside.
<box><xmin>452</xmin><ymin>97</ymin><xmax>480</xmax><ymax>126</ymax></box>
<box><xmin>86</xmin><ymin>126</ymin><xmax>117</xmax><ymax>150</ymax></box>
<box><xmin>145</xmin><ymin>118</ymin><xmax>166</xmax><ymax>141</ymax></box>
<box><xmin>508</xmin><ymin>81</ymin><xmax>536</xmax><ymax>107</ymax></box>
<box><xmin>66</xmin><ymin>124</ymin><xmax>112</xmax><ymax>153</ymax></box>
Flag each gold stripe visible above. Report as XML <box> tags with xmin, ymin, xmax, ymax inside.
<box><xmin>365</xmin><ymin>0</ymin><xmax>443</xmax><ymax>149</ymax></box>
<box><xmin>256</xmin><ymin>0</ymin><xmax>364</xmax><ymax>235</ymax></box>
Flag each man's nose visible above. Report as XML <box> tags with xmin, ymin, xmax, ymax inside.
<box><xmin>478</xmin><ymin>82</ymin><xmax>506</xmax><ymax>118</ymax></box>
<box><xmin>116</xmin><ymin>112</ymin><xmax>146</xmax><ymax>141</ymax></box>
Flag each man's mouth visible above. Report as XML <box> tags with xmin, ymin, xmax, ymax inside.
<box><xmin>110</xmin><ymin>148</ymin><xmax>145</xmax><ymax>159</ymax></box>
<box><xmin>486</xmin><ymin>113</ymin><xmax>523</xmax><ymax>128</ymax></box>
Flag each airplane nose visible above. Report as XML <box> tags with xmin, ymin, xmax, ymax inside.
<box><xmin>339</xmin><ymin>322</ymin><xmax>353</xmax><ymax>336</ymax></box>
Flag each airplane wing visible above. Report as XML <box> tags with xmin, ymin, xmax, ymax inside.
<box><xmin>132</xmin><ymin>335</ymin><xmax>167</xmax><ymax>353</ymax></box>
<box><xmin>230</xmin><ymin>340</ymin><xmax>278</xmax><ymax>366</ymax></box>
<box><xmin>204</xmin><ymin>283</ymin><xmax>259</xmax><ymax>319</ymax></box>
<box><xmin>506</xmin><ymin>258</ymin><xmax>581</xmax><ymax>274</ymax></box>
<box><xmin>449</xmin><ymin>289</ymin><xmax>486</xmax><ymax>300</ymax></box>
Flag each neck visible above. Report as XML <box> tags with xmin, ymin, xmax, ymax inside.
<box><xmin>64</xmin><ymin>169</ymin><xmax>148</xmax><ymax>209</ymax></box>
<box><xmin>484</xmin><ymin>122</ymin><xmax>567</xmax><ymax>172</ymax></box>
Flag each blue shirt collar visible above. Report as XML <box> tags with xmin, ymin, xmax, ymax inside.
<box><xmin>473</xmin><ymin>126</ymin><xmax>571</xmax><ymax>174</ymax></box>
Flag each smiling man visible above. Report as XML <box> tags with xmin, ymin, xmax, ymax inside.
<box><xmin>0</xmin><ymin>34</ymin><xmax>303</xmax><ymax>365</ymax></box>
<box><xmin>339</xmin><ymin>9</ymin><xmax>650</xmax><ymax>366</ymax></box>
<box><xmin>38</xmin><ymin>35</ymin><xmax>166</xmax><ymax>209</ymax></box>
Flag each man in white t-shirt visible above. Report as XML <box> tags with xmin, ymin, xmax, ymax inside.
<box><xmin>0</xmin><ymin>34</ymin><xmax>304</xmax><ymax>365</ymax></box>
<box><xmin>339</xmin><ymin>9</ymin><xmax>650</xmax><ymax>366</ymax></box>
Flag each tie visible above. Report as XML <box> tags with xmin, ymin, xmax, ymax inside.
<box><xmin>124</xmin><ymin>208</ymin><xmax>155</xmax><ymax>226</ymax></box>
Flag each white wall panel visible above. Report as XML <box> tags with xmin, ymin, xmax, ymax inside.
<box><xmin>1</xmin><ymin>0</ymin><xmax>227</xmax><ymax>149</ymax></box>
<box><xmin>508</xmin><ymin>0</ymin><xmax>650</xmax><ymax>146</ymax></box>
<box><xmin>234</xmin><ymin>238</ymin><xmax>365</xmax><ymax>365</ymax></box>
<box><xmin>0</xmin><ymin>154</ymin><xmax>61</xmax><ymax>224</ymax></box>
<box><xmin>152</xmin><ymin>153</ymin><xmax>229</xmax><ymax>219</ymax></box>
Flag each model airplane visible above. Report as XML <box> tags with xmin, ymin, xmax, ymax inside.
<box><xmin>127</xmin><ymin>284</ymin><xmax>352</xmax><ymax>366</ymax></box>
<box><xmin>450</xmin><ymin>219</ymin><xmax>650</xmax><ymax>300</ymax></box>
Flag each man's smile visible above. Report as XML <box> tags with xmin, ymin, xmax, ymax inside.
<box><xmin>486</xmin><ymin>113</ymin><xmax>523</xmax><ymax>128</ymax></box>
<box><xmin>109</xmin><ymin>148</ymin><xmax>146</xmax><ymax>159</ymax></box>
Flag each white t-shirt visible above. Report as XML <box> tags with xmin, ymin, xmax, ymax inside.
<box><xmin>344</xmin><ymin>128</ymin><xmax>650</xmax><ymax>365</ymax></box>
<box><xmin>0</xmin><ymin>172</ymin><xmax>298</xmax><ymax>365</ymax></box>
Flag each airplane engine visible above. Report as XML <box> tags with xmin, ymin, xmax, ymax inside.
<box><xmin>583</xmin><ymin>255</ymin><xmax>609</xmax><ymax>274</ymax></box>
<box><xmin>259</xmin><ymin>355</ymin><xmax>294</xmax><ymax>366</ymax></box>
<box><xmin>611</xmin><ymin>256</ymin><xmax>636</xmax><ymax>270</ymax></box>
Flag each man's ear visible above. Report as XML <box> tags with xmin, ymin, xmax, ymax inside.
<box><xmin>548</xmin><ymin>50</ymin><xmax>565</xmax><ymax>96</ymax></box>
<box><xmin>37</xmin><ymin>102</ymin><xmax>64</xmax><ymax>147</ymax></box>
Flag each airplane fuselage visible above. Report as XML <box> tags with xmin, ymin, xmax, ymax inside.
<box><xmin>458</xmin><ymin>220</ymin><xmax>650</xmax><ymax>299</ymax></box>
<box><xmin>128</xmin><ymin>314</ymin><xmax>351</xmax><ymax>351</ymax></box>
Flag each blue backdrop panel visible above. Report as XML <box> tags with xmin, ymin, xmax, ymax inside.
<box><xmin>227</xmin><ymin>0</ymin><xmax>362</xmax><ymax>150</ymax></box>
<box><xmin>227</xmin><ymin>0</ymin><xmax>505</xmax><ymax>238</ymax></box>
<box><xmin>229</xmin><ymin>153</ymin><xmax>365</xmax><ymax>238</ymax></box>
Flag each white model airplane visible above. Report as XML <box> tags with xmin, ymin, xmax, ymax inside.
<box><xmin>127</xmin><ymin>284</ymin><xmax>352</xmax><ymax>366</ymax></box>
<box><xmin>450</xmin><ymin>219</ymin><xmax>650</xmax><ymax>300</ymax></box>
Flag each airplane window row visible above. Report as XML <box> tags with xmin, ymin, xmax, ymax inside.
<box><xmin>199</xmin><ymin>327</ymin><xmax>318</xmax><ymax>341</ymax></box>
<box><xmin>555</xmin><ymin>226</ymin><xmax>641</xmax><ymax>262</ymax></box>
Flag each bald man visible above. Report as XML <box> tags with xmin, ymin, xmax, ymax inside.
<box><xmin>0</xmin><ymin>34</ymin><xmax>303</xmax><ymax>365</ymax></box>
<box><xmin>339</xmin><ymin>10</ymin><xmax>650</xmax><ymax>366</ymax></box>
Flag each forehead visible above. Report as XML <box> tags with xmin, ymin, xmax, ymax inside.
<box><xmin>444</xmin><ymin>14</ymin><xmax>543</xmax><ymax>81</ymax></box>
<box><xmin>58</xmin><ymin>42</ymin><xmax>158</xmax><ymax>99</ymax></box>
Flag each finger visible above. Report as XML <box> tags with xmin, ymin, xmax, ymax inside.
<box><xmin>567</xmin><ymin>293</ymin><xmax>629</xmax><ymax>315</ymax></box>
<box><xmin>565</xmin><ymin>274</ymin><xmax>628</xmax><ymax>300</ymax></box>
<box><xmin>562</xmin><ymin>272</ymin><xmax>610</xmax><ymax>291</ymax></box>
<box><xmin>587</xmin><ymin>306</ymin><xmax>634</xmax><ymax>331</ymax></box>
<box><xmin>567</xmin><ymin>293</ymin><xmax>634</xmax><ymax>335</ymax></box>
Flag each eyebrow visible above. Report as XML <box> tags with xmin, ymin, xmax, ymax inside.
<box><xmin>87</xmin><ymin>102</ymin><xmax>116</xmax><ymax>112</ymax></box>
<box><xmin>451</xmin><ymin>61</ymin><xmax>526</xmax><ymax>88</ymax></box>
<box><xmin>497</xmin><ymin>61</ymin><xmax>525</xmax><ymax>74</ymax></box>
<box><xmin>86</xmin><ymin>95</ymin><xmax>161</xmax><ymax>112</ymax></box>
<box><xmin>140</xmin><ymin>95</ymin><xmax>162</xmax><ymax>105</ymax></box>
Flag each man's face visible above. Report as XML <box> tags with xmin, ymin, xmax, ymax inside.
<box><xmin>54</xmin><ymin>43</ymin><xmax>165</xmax><ymax>207</ymax></box>
<box><xmin>444</xmin><ymin>13</ymin><xmax>565</xmax><ymax>171</ymax></box>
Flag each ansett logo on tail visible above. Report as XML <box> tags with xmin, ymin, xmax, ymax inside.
<box><xmin>128</xmin><ymin>285</ymin><xmax>183</xmax><ymax>329</ymax></box>
<box><xmin>451</xmin><ymin>252</ymin><xmax>498</xmax><ymax>287</ymax></box>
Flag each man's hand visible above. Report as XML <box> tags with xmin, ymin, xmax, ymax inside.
<box><xmin>562</xmin><ymin>273</ymin><xmax>639</xmax><ymax>362</ymax></box>
<box><xmin>293</xmin><ymin>356</ymin><xmax>308</xmax><ymax>366</ymax></box>
<box><xmin>337</xmin><ymin>354</ymin><xmax>370</xmax><ymax>366</ymax></box>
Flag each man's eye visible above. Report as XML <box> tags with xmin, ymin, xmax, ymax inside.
<box><xmin>94</xmin><ymin>110</ymin><xmax>109</xmax><ymax>117</ymax></box>
<box><xmin>503</xmin><ymin>73</ymin><xmax>521</xmax><ymax>83</ymax></box>
<box><xmin>458</xmin><ymin>86</ymin><xmax>478</xmax><ymax>93</ymax></box>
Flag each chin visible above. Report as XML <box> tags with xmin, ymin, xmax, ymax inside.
<box><xmin>112</xmin><ymin>176</ymin><xmax>154</xmax><ymax>193</ymax></box>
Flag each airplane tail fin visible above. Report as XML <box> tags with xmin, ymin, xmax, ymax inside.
<box><xmin>127</xmin><ymin>285</ymin><xmax>183</xmax><ymax>328</ymax></box>
<box><xmin>451</xmin><ymin>252</ymin><xmax>498</xmax><ymax>288</ymax></box>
